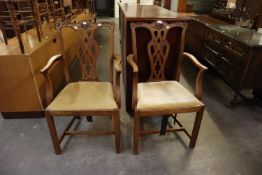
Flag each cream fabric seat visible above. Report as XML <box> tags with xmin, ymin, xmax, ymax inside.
<box><xmin>47</xmin><ymin>82</ymin><xmax>117</xmax><ymax>112</ymax></box>
<box><xmin>137</xmin><ymin>81</ymin><xmax>203</xmax><ymax>111</ymax></box>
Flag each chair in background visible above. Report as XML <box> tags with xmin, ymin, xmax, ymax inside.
<box><xmin>72</xmin><ymin>0</ymin><xmax>96</xmax><ymax>15</ymax></box>
<box><xmin>127</xmin><ymin>21</ymin><xmax>207</xmax><ymax>154</ymax></box>
<box><xmin>48</xmin><ymin>0</ymin><xmax>64</xmax><ymax>27</ymax></box>
<box><xmin>34</xmin><ymin>0</ymin><xmax>50</xmax><ymax>35</ymax></box>
<box><xmin>40</xmin><ymin>21</ymin><xmax>121</xmax><ymax>154</ymax></box>
<box><xmin>0</xmin><ymin>0</ymin><xmax>41</xmax><ymax>54</ymax></box>
<box><xmin>87</xmin><ymin>0</ymin><xmax>95</xmax><ymax>14</ymax></box>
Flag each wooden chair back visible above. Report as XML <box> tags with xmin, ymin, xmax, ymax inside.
<box><xmin>130</xmin><ymin>21</ymin><xmax>187</xmax><ymax>82</ymax></box>
<box><xmin>56</xmin><ymin>21</ymin><xmax>115</xmax><ymax>82</ymax></box>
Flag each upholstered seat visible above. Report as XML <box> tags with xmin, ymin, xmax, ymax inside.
<box><xmin>47</xmin><ymin>82</ymin><xmax>117</xmax><ymax>112</ymax></box>
<box><xmin>137</xmin><ymin>81</ymin><xmax>203</xmax><ymax>111</ymax></box>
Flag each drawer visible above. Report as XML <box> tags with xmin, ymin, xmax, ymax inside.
<box><xmin>222</xmin><ymin>46</ymin><xmax>246</xmax><ymax>70</ymax></box>
<box><xmin>202</xmin><ymin>46</ymin><xmax>220</xmax><ymax>67</ymax></box>
<box><xmin>205</xmin><ymin>38</ymin><xmax>221</xmax><ymax>51</ymax></box>
<box><xmin>217</xmin><ymin>57</ymin><xmax>241</xmax><ymax>86</ymax></box>
<box><xmin>205</xmin><ymin>30</ymin><xmax>222</xmax><ymax>45</ymax></box>
<box><xmin>223</xmin><ymin>39</ymin><xmax>248</xmax><ymax>58</ymax></box>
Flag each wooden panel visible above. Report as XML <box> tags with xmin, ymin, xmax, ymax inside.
<box><xmin>0</xmin><ymin>55</ymin><xmax>42</xmax><ymax>112</ymax></box>
<box><xmin>243</xmin><ymin>49</ymin><xmax>262</xmax><ymax>89</ymax></box>
<box><xmin>178</xmin><ymin>0</ymin><xmax>187</xmax><ymax>12</ymax></box>
<box><xmin>163</xmin><ymin>0</ymin><xmax>171</xmax><ymax>10</ymax></box>
<box><xmin>119</xmin><ymin>3</ymin><xmax>194</xmax><ymax>20</ymax></box>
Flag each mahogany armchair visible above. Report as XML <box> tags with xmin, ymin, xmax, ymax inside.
<box><xmin>127</xmin><ymin>21</ymin><xmax>208</xmax><ymax>154</ymax></box>
<box><xmin>40</xmin><ymin>21</ymin><xmax>121</xmax><ymax>154</ymax></box>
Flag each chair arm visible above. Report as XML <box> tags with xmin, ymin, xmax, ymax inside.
<box><xmin>127</xmin><ymin>54</ymin><xmax>138</xmax><ymax>73</ymax></box>
<box><xmin>182</xmin><ymin>52</ymin><xmax>208</xmax><ymax>100</ymax></box>
<box><xmin>112</xmin><ymin>55</ymin><xmax>122</xmax><ymax>107</ymax></box>
<box><xmin>183</xmin><ymin>52</ymin><xmax>207</xmax><ymax>71</ymax></box>
<box><xmin>114</xmin><ymin>54</ymin><xmax>122</xmax><ymax>73</ymax></box>
<box><xmin>40</xmin><ymin>54</ymin><xmax>62</xmax><ymax>74</ymax></box>
<box><xmin>127</xmin><ymin>54</ymin><xmax>138</xmax><ymax>110</ymax></box>
<box><xmin>40</xmin><ymin>54</ymin><xmax>63</xmax><ymax>106</ymax></box>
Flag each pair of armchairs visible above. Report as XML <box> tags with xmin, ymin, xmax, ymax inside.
<box><xmin>41</xmin><ymin>20</ymin><xmax>207</xmax><ymax>155</ymax></box>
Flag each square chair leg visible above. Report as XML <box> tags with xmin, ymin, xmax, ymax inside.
<box><xmin>189</xmin><ymin>107</ymin><xmax>204</xmax><ymax>148</ymax></box>
<box><xmin>113</xmin><ymin>112</ymin><xmax>121</xmax><ymax>154</ymax></box>
<box><xmin>133</xmin><ymin>113</ymin><xmax>140</xmax><ymax>155</ymax></box>
<box><xmin>45</xmin><ymin>113</ymin><xmax>62</xmax><ymax>154</ymax></box>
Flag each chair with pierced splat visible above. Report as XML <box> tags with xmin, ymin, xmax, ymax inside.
<box><xmin>127</xmin><ymin>21</ymin><xmax>208</xmax><ymax>154</ymax></box>
<box><xmin>40</xmin><ymin>21</ymin><xmax>121</xmax><ymax>154</ymax></box>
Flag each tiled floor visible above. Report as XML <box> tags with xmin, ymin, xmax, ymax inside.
<box><xmin>0</xmin><ymin>18</ymin><xmax>262</xmax><ymax>175</ymax></box>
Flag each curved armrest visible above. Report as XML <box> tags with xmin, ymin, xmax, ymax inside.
<box><xmin>183</xmin><ymin>52</ymin><xmax>207</xmax><ymax>71</ymax></box>
<box><xmin>114</xmin><ymin>55</ymin><xmax>122</xmax><ymax>73</ymax></box>
<box><xmin>127</xmin><ymin>54</ymin><xmax>138</xmax><ymax>109</ymax></box>
<box><xmin>40</xmin><ymin>54</ymin><xmax>62</xmax><ymax>74</ymax></box>
<box><xmin>127</xmin><ymin>54</ymin><xmax>138</xmax><ymax>73</ymax></box>
<box><xmin>182</xmin><ymin>52</ymin><xmax>208</xmax><ymax>100</ymax></box>
<box><xmin>111</xmin><ymin>55</ymin><xmax>122</xmax><ymax>107</ymax></box>
<box><xmin>40</xmin><ymin>54</ymin><xmax>67</xmax><ymax>106</ymax></box>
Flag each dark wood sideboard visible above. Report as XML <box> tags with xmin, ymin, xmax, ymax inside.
<box><xmin>186</xmin><ymin>15</ymin><xmax>262</xmax><ymax>103</ymax></box>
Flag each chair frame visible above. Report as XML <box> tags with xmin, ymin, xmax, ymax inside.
<box><xmin>33</xmin><ymin>0</ymin><xmax>50</xmax><ymax>35</ymax></box>
<box><xmin>40</xmin><ymin>21</ymin><xmax>121</xmax><ymax>154</ymax></box>
<box><xmin>48</xmin><ymin>0</ymin><xmax>65</xmax><ymax>27</ymax></box>
<box><xmin>127</xmin><ymin>21</ymin><xmax>208</xmax><ymax>154</ymax></box>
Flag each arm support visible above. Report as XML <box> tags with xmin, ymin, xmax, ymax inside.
<box><xmin>182</xmin><ymin>52</ymin><xmax>208</xmax><ymax>100</ymax></box>
<box><xmin>40</xmin><ymin>54</ymin><xmax>63</xmax><ymax>106</ymax></box>
<box><xmin>40</xmin><ymin>54</ymin><xmax>62</xmax><ymax>73</ymax></box>
<box><xmin>113</xmin><ymin>55</ymin><xmax>122</xmax><ymax>107</ymax></box>
<box><xmin>114</xmin><ymin>55</ymin><xmax>122</xmax><ymax>73</ymax></box>
<box><xmin>127</xmin><ymin>54</ymin><xmax>138</xmax><ymax>110</ymax></box>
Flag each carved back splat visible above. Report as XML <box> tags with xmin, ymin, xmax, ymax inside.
<box><xmin>56</xmin><ymin>21</ymin><xmax>114</xmax><ymax>81</ymax></box>
<box><xmin>130</xmin><ymin>21</ymin><xmax>187</xmax><ymax>82</ymax></box>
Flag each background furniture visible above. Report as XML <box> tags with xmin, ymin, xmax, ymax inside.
<box><xmin>127</xmin><ymin>21</ymin><xmax>207</xmax><ymax>154</ymax></box>
<box><xmin>0</xmin><ymin>11</ymin><xmax>95</xmax><ymax>119</ymax></box>
<box><xmin>185</xmin><ymin>15</ymin><xmax>262</xmax><ymax>104</ymax></box>
<box><xmin>34</xmin><ymin>0</ymin><xmax>50</xmax><ymax>35</ymax></box>
<box><xmin>118</xmin><ymin>3</ymin><xmax>193</xmax><ymax>113</ymax></box>
<box><xmin>211</xmin><ymin>0</ymin><xmax>262</xmax><ymax>29</ymax></box>
<box><xmin>49</xmin><ymin>0</ymin><xmax>65</xmax><ymax>27</ymax></box>
<box><xmin>0</xmin><ymin>0</ymin><xmax>41</xmax><ymax>53</ymax></box>
<box><xmin>178</xmin><ymin>0</ymin><xmax>187</xmax><ymax>12</ymax></box>
<box><xmin>40</xmin><ymin>21</ymin><xmax>121</xmax><ymax>154</ymax></box>
<box><xmin>96</xmin><ymin>0</ymin><xmax>114</xmax><ymax>17</ymax></box>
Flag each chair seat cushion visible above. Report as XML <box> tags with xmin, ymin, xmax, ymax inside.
<box><xmin>137</xmin><ymin>81</ymin><xmax>203</xmax><ymax>111</ymax></box>
<box><xmin>46</xmin><ymin>82</ymin><xmax>117</xmax><ymax>112</ymax></box>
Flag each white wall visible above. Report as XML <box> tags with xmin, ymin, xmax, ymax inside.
<box><xmin>115</xmin><ymin>0</ymin><xmax>154</xmax><ymax>18</ymax></box>
<box><xmin>170</xmin><ymin>0</ymin><xmax>178</xmax><ymax>12</ymax></box>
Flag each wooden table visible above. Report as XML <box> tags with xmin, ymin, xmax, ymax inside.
<box><xmin>118</xmin><ymin>3</ymin><xmax>194</xmax><ymax>113</ymax></box>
